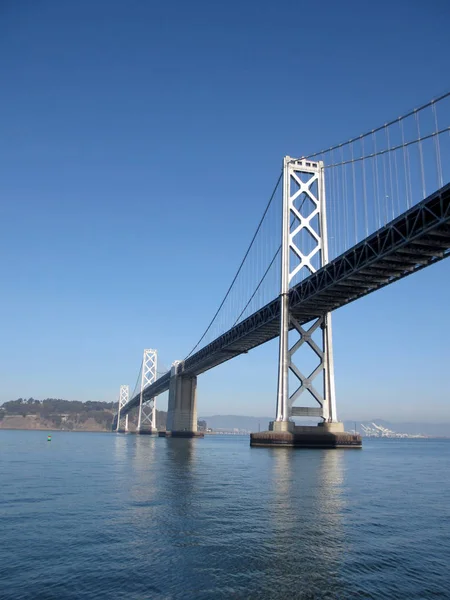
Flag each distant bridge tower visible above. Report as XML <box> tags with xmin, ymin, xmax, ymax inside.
<box><xmin>272</xmin><ymin>156</ymin><xmax>339</xmax><ymax>432</ymax></box>
<box><xmin>137</xmin><ymin>349</ymin><xmax>158</xmax><ymax>434</ymax></box>
<box><xmin>116</xmin><ymin>384</ymin><xmax>129</xmax><ymax>433</ymax></box>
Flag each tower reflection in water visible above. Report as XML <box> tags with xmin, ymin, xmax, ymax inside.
<box><xmin>112</xmin><ymin>434</ymin><xmax>160</xmax><ymax>530</ymax></box>
<box><xmin>262</xmin><ymin>449</ymin><xmax>347</xmax><ymax>597</ymax></box>
<box><xmin>154</xmin><ymin>438</ymin><xmax>203</xmax><ymax>592</ymax></box>
<box><xmin>163</xmin><ymin>438</ymin><xmax>198</xmax><ymax>521</ymax></box>
<box><xmin>111</xmin><ymin>436</ymin><xmax>352</xmax><ymax>598</ymax></box>
<box><xmin>132</xmin><ymin>437</ymin><xmax>200</xmax><ymax>540</ymax></box>
<box><xmin>129</xmin><ymin>435</ymin><xmax>159</xmax><ymax>523</ymax></box>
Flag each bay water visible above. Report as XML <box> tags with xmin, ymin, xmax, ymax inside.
<box><xmin>1</xmin><ymin>431</ymin><xmax>449</xmax><ymax>599</ymax></box>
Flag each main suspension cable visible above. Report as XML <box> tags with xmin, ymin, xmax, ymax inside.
<box><xmin>305</xmin><ymin>90</ymin><xmax>450</xmax><ymax>159</ymax></box>
<box><xmin>184</xmin><ymin>171</ymin><xmax>283</xmax><ymax>359</ymax></box>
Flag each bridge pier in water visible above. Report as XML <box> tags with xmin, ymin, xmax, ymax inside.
<box><xmin>250</xmin><ymin>157</ymin><xmax>361</xmax><ymax>448</ymax></box>
<box><xmin>163</xmin><ymin>360</ymin><xmax>204</xmax><ymax>438</ymax></box>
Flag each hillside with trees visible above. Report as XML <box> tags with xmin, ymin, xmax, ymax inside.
<box><xmin>0</xmin><ymin>398</ymin><xmax>167</xmax><ymax>432</ymax></box>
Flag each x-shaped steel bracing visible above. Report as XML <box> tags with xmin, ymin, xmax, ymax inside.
<box><xmin>137</xmin><ymin>349</ymin><xmax>157</xmax><ymax>431</ymax></box>
<box><xmin>117</xmin><ymin>384</ymin><xmax>129</xmax><ymax>431</ymax></box>
<box><xmin>276</xmin><ymin>157</ymin><xmax>337</xmax><ymax>423</ymax></box>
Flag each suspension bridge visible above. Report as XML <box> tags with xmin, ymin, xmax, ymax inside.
<box><xmin>113</xmin><ymin>93</ymin><xmax>450</xmax><ymax>447</ymax></box>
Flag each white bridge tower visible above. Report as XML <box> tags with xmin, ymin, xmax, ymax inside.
<box><xmin>273</xmin><ymin>156</ymin><xmax>339</xmax><ymax>432</ymax></box>
<box><xmin>116</xmin><ymin>384</ymin><xmax>129</xmax><ymax>432</ymax></box>
<box><xmin>137</xmin><ymin>348</ymin><xmax>158</xmax><ymax>433</ymax></box>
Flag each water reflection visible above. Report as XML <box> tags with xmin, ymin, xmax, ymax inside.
<box><xmin>163</xmin><ymin>438</ymin><xmax>198</xmax><ymax>519</ymax></box>
<box><xmin>112</xmin><ymin>432</ymin><xmax>128</xmax><ymax>467</ymax></box>
<box><xmin>319</xmin><ymin>449</ymin><xmax>345</xmax><ymax>528</ymax></box>
<box><xmin>262</xmin><ymin>449</ymin><xmax>347</xmax><ymax>598</ymax></box>
<box><xmin>3</xmin><ymin>433</ymin><xmax>448</xmax><ymax>599</ymax></box>
<box><xmin>113</xmin><ymin>436</ymin><xmax>350</xmax><ymax>597</ymax></box>
<box><xmin>125</xmin><ymin>436</ymin><xmax>159</xmax><ymax>532</ymax></box>
<box><xmin>133</xmin><ymin>433</ymin><xmax>158</xmax><ymax>468</ymax></box>
<box><xmin>271</xmin><ymin>448</ymin><xmax>296</xmax><ymax>522</ymax></box>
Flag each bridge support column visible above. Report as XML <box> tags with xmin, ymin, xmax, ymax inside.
<box><xmin>251</xmin><ymin>157</ymin><xmax>361</xmax><ymax>448</ymax></box>
<box><xmin>165</xmin><ymin>361</ymin><xmax>203</xmax><ymax>438</ymax></box>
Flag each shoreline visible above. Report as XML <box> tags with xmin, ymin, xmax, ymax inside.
<box><xmin>0</xmin><ymin>427</ymin><xmax>449</xmax><ymax>439</ymax></box>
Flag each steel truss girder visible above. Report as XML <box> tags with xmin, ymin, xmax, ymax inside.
<box><xmin>288</xmin><ymin>184</ymin><xmax>450</xmax><ymax>312</ymax></box>
<box><xmin>137</xmin><ymin>349</ymin><xmax>157</xmax><ymax>431</ymax></box>
<box><xmin>120</xmin><ymin>184</ymin><xmax>450</xmax><ymax>416</ymax></box>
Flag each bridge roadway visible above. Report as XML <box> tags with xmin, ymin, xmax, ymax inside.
<box><xmin>122</xmin><ymin>183</ymin><xmax>450</xmax><ymax>414</ymax></box>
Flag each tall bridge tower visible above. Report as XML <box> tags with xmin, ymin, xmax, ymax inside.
<box><xmin>274</xmin><ymin>157</ymin><xmax>337</xmax><ymax>427</ymax></box>
<box><xmin>252</xmin><ymin>157</ymin><xmax>361</xmax><ymax>447</ymax></box>
<box><xmin>113</xmin><ymin>92</ymin><xmax>449</xmax><ymax>449</ymax></box>
<box><xmin>116</xmin><ymin>385</ymin><xmax>129</xmax><ymax>433</ymax></box>
<box><xmin>137</xmin><ymin>349</ymin><xmax>158</xmax><ymax>434</ymax></box>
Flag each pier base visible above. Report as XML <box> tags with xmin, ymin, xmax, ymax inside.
<box><xmin>136</xmin><ymin>429</ymin><xmax>158</xmax><ymax>435</ymax></box>
<box><xmin>250</xmin><ymin>422</ymin><xmax>362</xmax><ymax>448</ymax></box>
<box><xmin>158</xmin><ymin>430</ymin><xmax>204</xmax><ymax>438</ymax></box>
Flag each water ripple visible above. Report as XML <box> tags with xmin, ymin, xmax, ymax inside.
<box><xmin>0</xmin><ymin>432</ymin><xmax>449</xmax><ymax>599</ymax></box>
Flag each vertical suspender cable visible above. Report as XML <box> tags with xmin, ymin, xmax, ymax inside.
<box><xmin>406</xmin><ymin>134</ymin><xmax>413</xmax><ymax>209</ymax></box>
<box><xmin>382</xmin><ymin>141</ymin><xmax>389</xmax><ymax>225</ymax></box>
<box><xmin>340</xmin><ymin>145</ymin><xmax>348</xmax><ymax>251</ymax></box>
<box><xmin>393</xmin><ymin>142</ymin><xmax>401</xmax><ymax>215</ymax></box>
<box><xmin>432</xmin><ymin>102</ymin><xmax>444</xmax><ymax>189</ymax></box>
<box><xmin>361</xmin><ymin>136</ymin><xmax>369</xmax><ymax>237</ymax></box>
<box><xmin>333</xmin><ymin>148</ymin><xmax>341</xmax><ymax>256</ymax></box>
<box><xmin>330</xmin><ymin>150</ymin><xmax>336</xmax><ymax>258</ymax></box>
<box><xmin>386</xmin><ymin>125</ymin><xmax>395</xmax><ymax>220</ymax></box>
<box><xmin>400</xmin><ymin>119</ymin><xmax>411</xmax><ymax>209</ymax></box>
<box><xmin>351</xmin><ymin>142</ymin><xmax>358</xmax><ymax>244</ymax></box>
<box><xmin>372</xmin><ymin>131</ymin><xmax>381</xmax><ymax>228</ymax></box>
<box><xmin>415</xmin><ymin>110</ymin><xmax>426</xmax><ymax>199</ymax></box>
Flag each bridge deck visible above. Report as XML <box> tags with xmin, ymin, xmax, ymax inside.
<box><xmin>124</xmin><ymin>183</ymin><xmax>450</xmax><ymax>413</ymax></box>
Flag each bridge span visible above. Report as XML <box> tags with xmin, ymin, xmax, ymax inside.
<box><xmin>115</xmin><ymin>94</ymin><xmax>449</xmax><ymax>447</ymax></box>
<box><xmin>121</xmin><ymin>184</ymin><xmax>450</xmax><ymax>414</ymax></box>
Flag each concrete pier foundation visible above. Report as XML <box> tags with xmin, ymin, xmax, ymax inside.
<box><xmin>158</xmin><ymin>430</ymin><xmax>204</xmax><ymax>438</ymax></box>
<box><xmin>166</xmin><ymin>361</ymin><xmax>202</xmax><ymax>437</ymax></box>
<box><xmin>250</xmin><ymin>421</ymin><xmax>362</xmax><ymax>448</ymax></box>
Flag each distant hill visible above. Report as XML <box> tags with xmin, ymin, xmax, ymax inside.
<box><xmin>2</xmin><ymin>401</ymin><xmax>448</xmax><ymax>437</ymax></box>
<box><xmin>0</xmin><ymin>398</ymin><xmax>167</xmax><ymax>432</ymax></box>
<box><xmin>0</xmin><ymin>398</ymin><xmax>115</xmax><ymax>431</ymax></box>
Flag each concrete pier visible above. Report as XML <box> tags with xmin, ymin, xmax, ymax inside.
<box><xmin>165</xmin><ymin>361</ymin><xmax>200</xmax><ymax>437</ymax></box>
<box><xmin>158</xmin><ymin>430</ymin><xmax>204</xmax><ymax>438</ymax></box>
<box><xmin>250</xmin><ymin>421</ymin><xmax>362</xmax><ymax>448</ymax></box>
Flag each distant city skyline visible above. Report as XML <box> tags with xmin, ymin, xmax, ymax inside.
<box><xmin>0</xmin><ymin>0</ymin><xmax>449</xmax><ymax>422</ymax></box>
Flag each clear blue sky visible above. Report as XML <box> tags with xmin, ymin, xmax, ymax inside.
<box><xmin>0</xmin><ymin>0</ymin><xmax>449</xmax><ymax>422</ymax></box>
